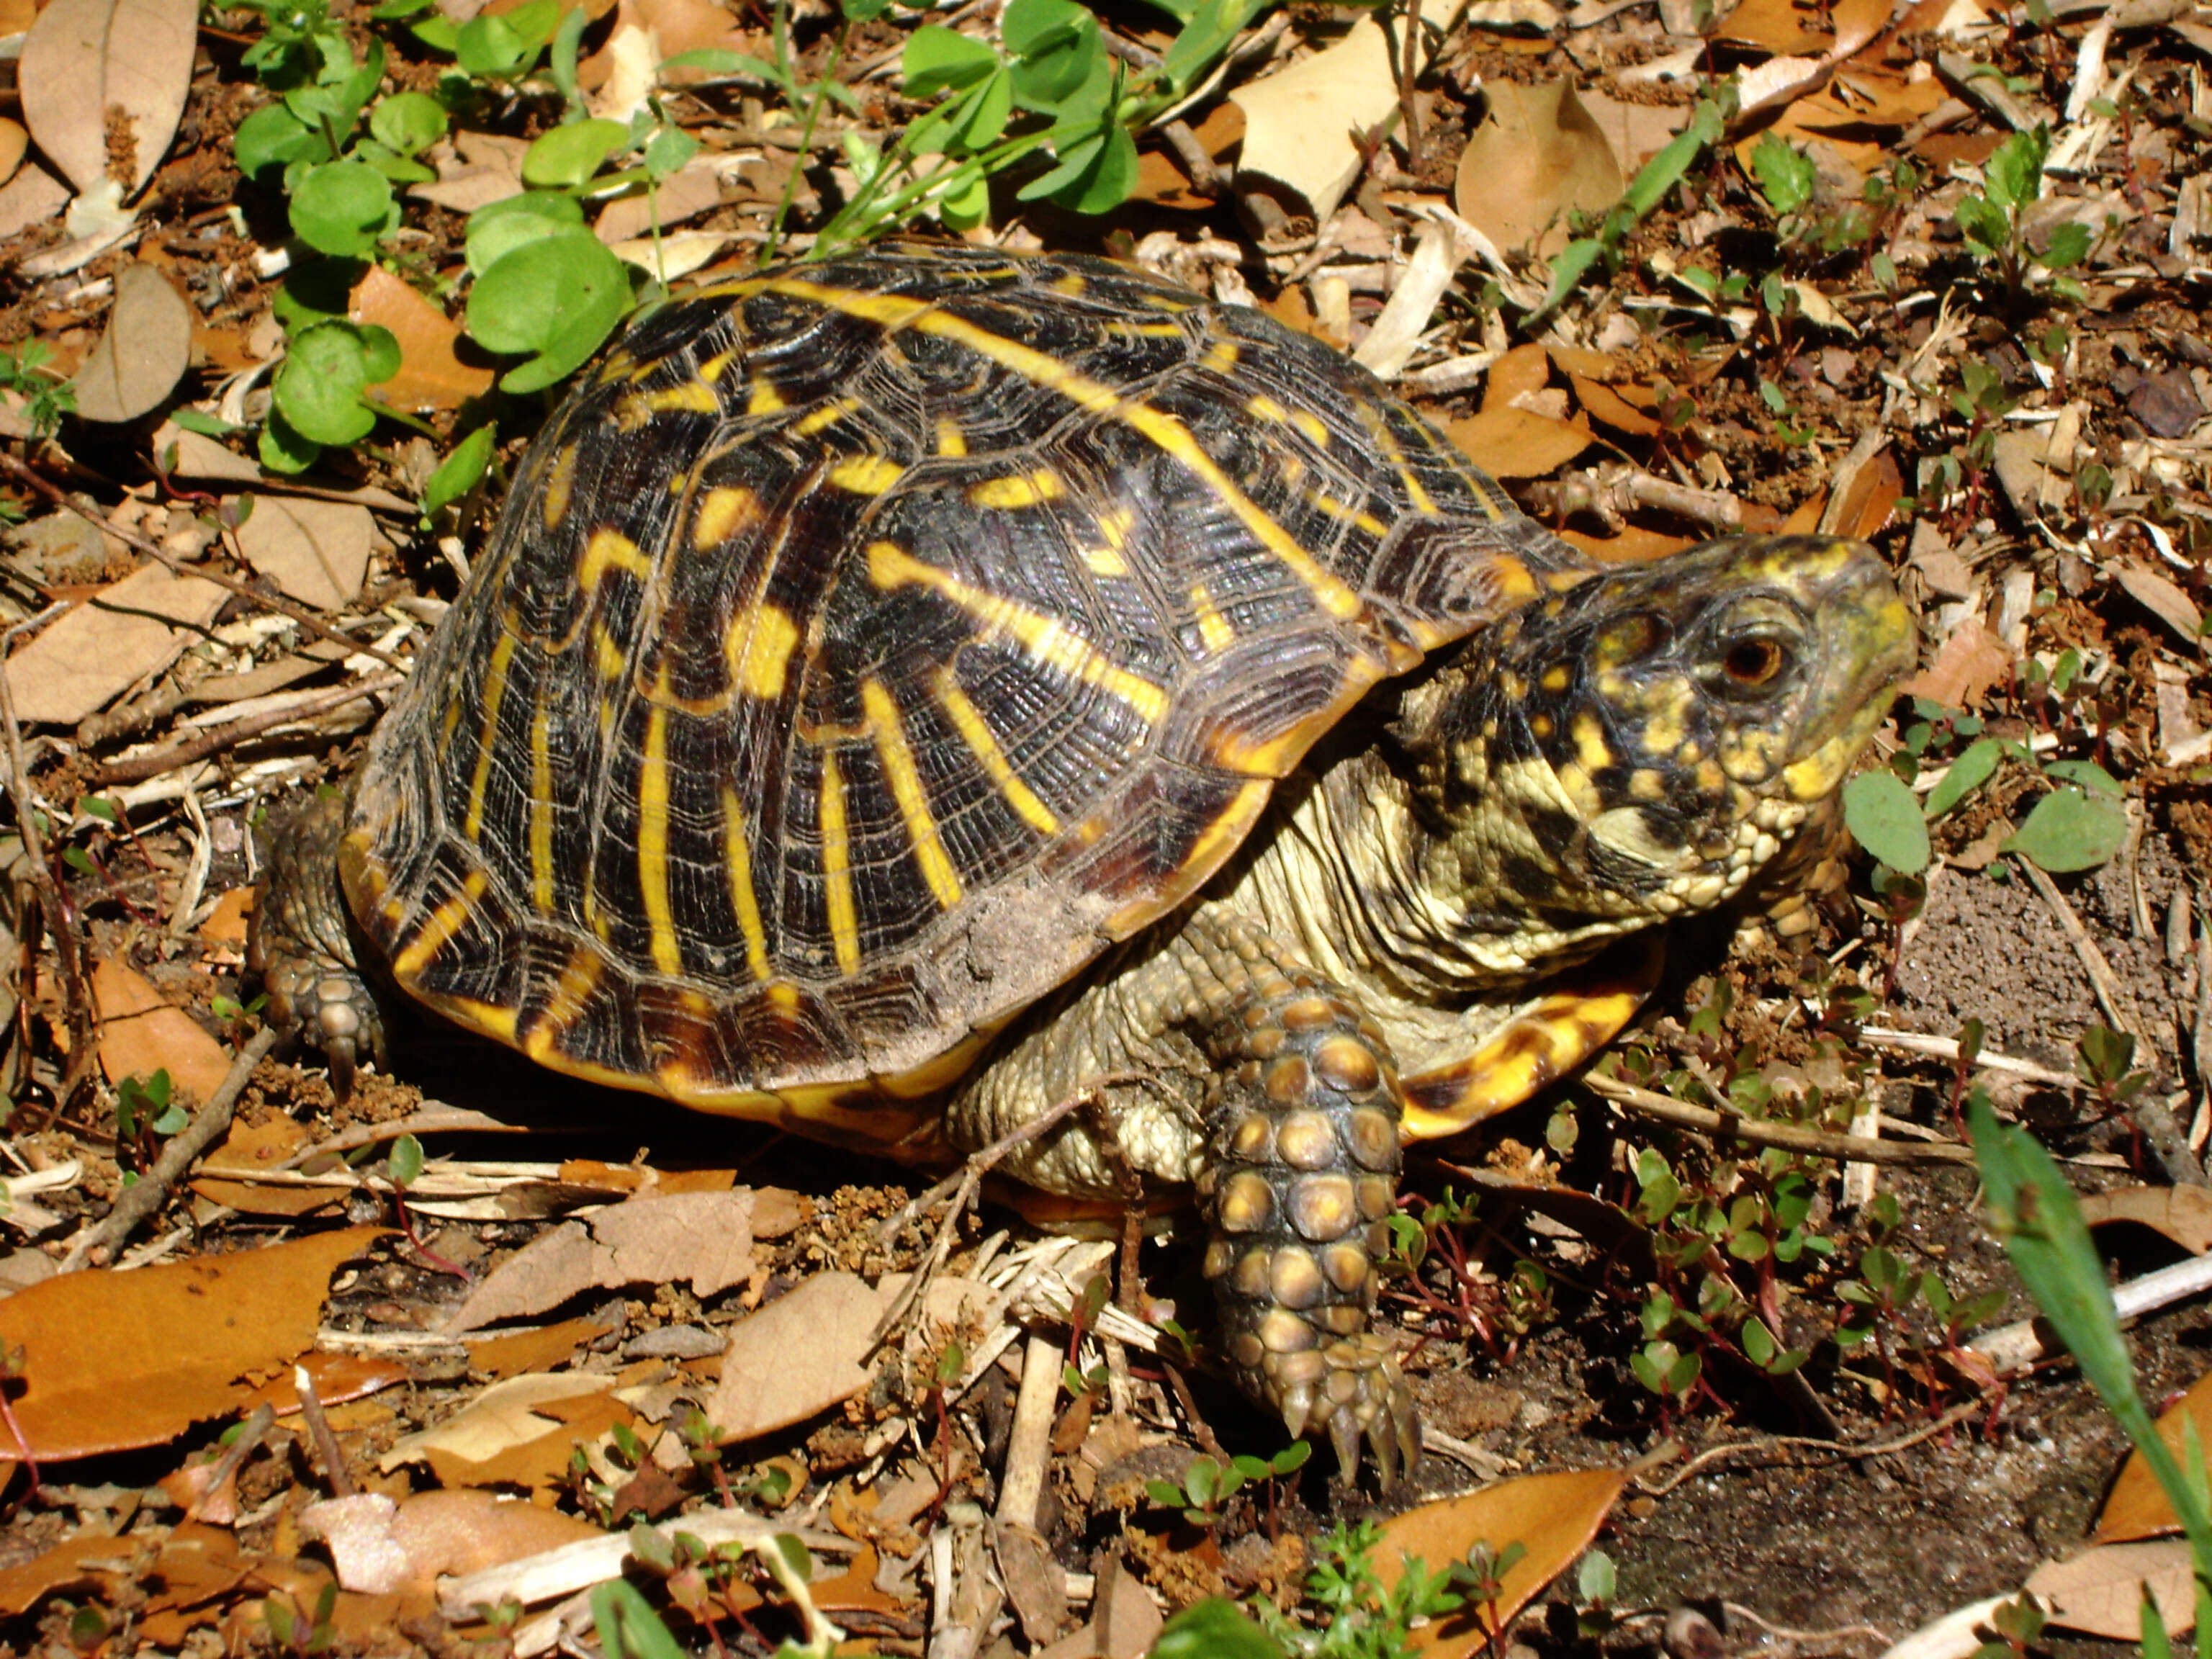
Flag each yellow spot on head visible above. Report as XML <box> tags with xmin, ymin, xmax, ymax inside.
<box><xmin>1498</xmin><ymin>670</ymin><xmax>1527</xmax><ymax>701</ymax></box>
<box><xmin>1630</xmin><ymin>768</ymin><xmax>1666</xmax><ymax>801</ymax></box>
<box><xmin>693</xmin><ymin>487</ymin><xmax>760</xmax><ymax>549</ymax></box>
<box><xmin>830</xmin><ymin>454</ymin><xmax>905</xmax><ymax>495</ymax></box>
<box><xmin>862</xmin><ymin>678</ymin><xmax>963</xmax><ymax>910</ymax></box>
<box><xmin>1573</xmin><ymin>712</ymin><xmax>1614</xmax><ymax>775</ymax></box>
<box><xmin>1540</xmin><ymin>664</ymin><xmax>1571</xmax><ymax>693</ymax></box>
<box><xmin>727</xmin><ymin>601</ymin><xmax>800</xmax><ymax>700</ymax></box>
<box><xmin>968</xmin><ymin>469</ymin><xmax>1065</xmax><ymax>510</ymax></box>
<box><xmin>1529</xmin><ymin>713</ymin><xmax>1553</xmax><ymax>739</ymax></box>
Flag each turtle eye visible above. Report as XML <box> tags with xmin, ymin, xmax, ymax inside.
<box><xmin>1722</xmin><ymin>634</ymin><xmax>1790</xmax><ymax>688</ymax></box>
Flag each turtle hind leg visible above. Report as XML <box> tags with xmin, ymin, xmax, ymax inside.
<box><xmin>248</xmin><ymin>789</ymin><xmax>387</xmax><ymax>1097</ymax></box>
<box><xmin>1200</xmin><ymin>974</ymin><xmax>1417</xmax><ymax>1483</ymax></box>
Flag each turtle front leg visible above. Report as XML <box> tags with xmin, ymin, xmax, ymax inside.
<box><xmin>1199</xmin><ymin>972</ymin><xmax>1417</xmax><ymax>1482</ymax></box>
<box><xmin>248</xmin><ymin>790</ymin><xmax>387</xmax><ymax>1097</ymax></box>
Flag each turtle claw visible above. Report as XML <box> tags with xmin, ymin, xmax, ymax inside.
<box><xmin>250</xmin><ymin>791</ymin><xmax>387</xmax><ymax>1100</ymax></box>
<box><xmin>1272</xmin><ymin>1335</ymin><xmax>1417</xmax><ymax>1485</ymax></box>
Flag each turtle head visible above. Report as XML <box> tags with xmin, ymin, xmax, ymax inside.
<box><xmin>1398</xmin><ymin>535</ymin><xmax>1916</xmax><ymax>976</ymax></box>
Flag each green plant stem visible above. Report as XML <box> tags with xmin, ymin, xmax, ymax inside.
<box><xmin>761</xmin><ymin>13</ymin><xmax>851</xmax><ymax>266</ymax></box>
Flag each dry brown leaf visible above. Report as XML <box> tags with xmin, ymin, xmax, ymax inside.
<box><xmin>592</xmin><ymin>159</ymin><xmax>724</xmax><ymax>244</ymax></box>
<box><xmin>72</xmin><ymin>263</ymin><xmax>191</xmax><ymax>423</ymax></box>
<box><xmin>2026</xmin><ymin>1540</ymin><xmax>2194</xmax><ymax>1636</ymax></box>
<box><xmin>379</xmin><ymin>1372</ymin><xmax>616</xmax><ymax>1473</ymax></box>
<box><xmin>0</xmin><ymin>161</ymin><xmax>68</xmax><ymax>240</ymax></box>
<box><xmin>153</xmin><ymin>422</ymin><xmax>264</xmax><ymax>484</ymax></box>
<box><xmin>705</xmin><ymin>1272</ymin><xmax>992</xmax><ymax>1443</ymax></box>
<box><xmin>1562</xmin><ymin>526</ymin><xmax>1699</xmax><ymax>561</ymax></box>
<box><xmin>1444</xmin><ymin>406</ymin><xmax>1591</xmax><ymax>478</ymax></box>
<box><xmin>1454</xmin><ymin>81</ymin><xmax>1623</xmax><ymax>258</ymax></box>
<box><xmin>0</xmin><ymin>1226</ymin><xmax>386</xmax><ymax>1462</ymax></box>
<box><xmin>1568</xmin><ymin>372</ymin><xmax>1660</xmax><ymax>438</ymax></box>
<box><xmin>0</xmin><ymin>1532</ymin><xmax>146</xmax><ymax>1616</ymax></box>
<box><xmin>1228</xmin><ymin>17</ymin><xmax>1398</xmax><ymax>222</ymax></box>
<box><xmin>199</xmin><ymin>885</ymin><xmax>254</xmax><ymax>947</ymax></box>
<box><xmin>2115</xmin><ymin>562</ymin><xmax>2203</xmax><ymax>652</ymax></box>
<box><xmin>410</xmin><ymin>130</ymin><xmax>529</xmax><ymax>214</ymax></box>
<box><xmin>466</xmin><ymin>1314</ymin><xmax>620</xmax><ymax>1380</ymax></box>
<box><xmin>1902</xmin><ymin>614</ymin><xmax>2014</xmax><ymax>709</ymax></box>
<box><xmin>233</xmin><ymin>494</ymin><xmax>377</xmax><ymax>610</ymax></box>
<box><xmin>303</xmin><ymin>1491</ymin><xmax>604</xmax><ymax>1596</ymax></box>
<box><xmin>1717</xmin><ymin>0</ymin><xmax>1833</xmax><ymax>53</ymax></box>
<box><xmin>4</xmin><ymin>560</ymin><xmax>227</xmax><ymax>724</ymax></box>
<box><xmin>240</xmin><ymin>1352</ymin><xmax>409</xmax><ymax>1417</ymax></box>
<box><xmin>2080</xmin><ymin>1185</ymin><xmax>2212</xmax><ymax>1254</ymax></box>
<box><xmin>1130</xmin><ymin>102</ymin><xmax>1244</xmax><ymax>210</ymax></box>
<box><xmin>349</xmin><ymin>266</ymin><xmax>493</xmax><ymax>413</ymax></box>
<box><xmin>1831</xmin><ymin>446</ymin><xmax>1904</xmax><ymax>539</ymax></box>
<box><xmin>91</xmin><ymin>955</ymin><xmax>231</xmax><ymax>1102</ymax></box>
<box><xmin>577</xmin><ymin>0</ymin><xmax>754</xmax><ymax>91</ymax></box>
<box><xmin>2098</xmin><ymin>1367</ymin><xmax>2212</xmax><ymax>1542</ymax></box>
<box><xmin>1482</xmin><ymin>342</ymin><xmax>1552</xmax><ymax>413</ymax></box>
<box><xmin>1376</xmin><ymin>1467</ymin><xmax>1627</xmax><ymax>1651</ymax></box>
<box><xmin>18</xmin><ymin>0</ymin><xmax>197</xmax><ymax>197</ymax></box>
<box><xmin>445</xmin><ymin>1189</ymin><xmax>768</xmax><ymax>1331</ymax></box>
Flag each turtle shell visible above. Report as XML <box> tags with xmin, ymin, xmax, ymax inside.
<box><xmin>338</xmin><ymin>242</ymin><xmax>1591</xmax><ymax>1132</ymax></box>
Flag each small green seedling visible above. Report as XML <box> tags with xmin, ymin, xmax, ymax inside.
<box><xmin>1951</xmin><ymin>125</ymin><xmax>2091</xmax><ymax>307</ymax></box>
<box><xmin>1145</xmin><ymin>1443</ymin><xmax>1310</xmax><ymax>1529</ymax></box>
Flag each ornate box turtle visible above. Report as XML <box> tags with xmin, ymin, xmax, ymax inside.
<box><xmin>253</xmin><ymin>241</ymin><xmax>1915</xmax><ymax>1474</ymax></box>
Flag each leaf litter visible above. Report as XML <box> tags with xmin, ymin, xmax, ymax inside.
<box><xmin>0</xmin><ymin>0</ymin><xmax>2209</xmax><ymax>1645</ymax></box>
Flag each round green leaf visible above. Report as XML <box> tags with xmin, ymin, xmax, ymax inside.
<box><xmin>274</xmin><ymin>322</ymin><xmax>379</xmax><ymax>445</ymax></box>
<box><xmin>937</xmin><ymin>169</ymin><xmax>990</xmax><ymax>231</ymax></box>
<box><xmin>1923</xmin><ymin>735</ymin><xmax>2008</xmax><ymax>819</ymax></box>
<box><xmin>290</xmin><ymin>161</ymin><xmax>397</xmax><ymax>258</ymax></box>
<box><xmin>235</xmin><ymin>104</ymin><xmax>324</xmax><ymax>184</ymax></box>
<box><xmin>258</xmin><ymin>405</ymin><xmax>322</xmax><ymax>474</ymax></box>
<box><xmin>904</xmin><ymin>24</ymin><xmax>999</xmax><ymax>96</ymax></box>
<box><xmin>467</xmin><ymin>233</ymin><xmax>632</xmax><ymax>392</ymax></box>
<box><xmin>371</xmin><ymin>91</ymin><xmax>449</xmax><ymax>156</ymax></box>
<box><xmin>356</xmin><ymin>323</ymin><xmax>403</xmax><ymax>385</ymax></box>
<box><xmin>1841</xmin><ymin>769</ymin><xmax>1930</xmax><ymax>876</ymax></box>
<box><xmin>465</xmin><ymin>191</ymin><xmax>586</xmax><ymax>277</ymax></box>
<box><xmin>523</xmin><ymin>117</ymin><xmax>629</xmax><ymax>189</ymax></box>
<box><xmin>1005</xmin><ymin>0</ymin><xmax>1097</xmax><ymax>110</ymax></box>
<box><xmin>2001</xmin><ymin>786</ymin><xmax>2128</xmax><ymax>873</ymax></box>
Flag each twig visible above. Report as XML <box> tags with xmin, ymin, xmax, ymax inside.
<box><xmin>0</xmin><ymin>453</ymin><xmax>403</xmax><ymax>669</ymax></box>
<box><xmin>1856</xmin><ymin>1027</ymin><xmax>2080</xmax><ymax>1090</ymax></box>
<box><xmin>1584</xmin><ymin>1072</ymin><xmax>1978</xmax><ymax>1165</ymax></box>
<box><xmin>293</xmin><ymin>1364</ymin><xmax>357</xmax><ymax>1498</ymax></box>
<box><xmin>1968</xmin><ymin>1251</ymin><xmax>2212</xmax><ymax>1377</ymax></box>
<box><xmin>281</xmin><ymin>1104</ymin><xmax>523</xmax><ymax>1169</ymax></box>
<box><xmin>58</xmin><ymin>1025</ymin><xmax>280</xmax><ymax>1271</ymax></box>
<box><xmin>1635</xmin><ymin>1399</ymin><xmax>1983</xmax><ymax>1495</ymax></box>
<box><xmin>995</xmin><ymin>1332</ymin><xmax>1060</xmax><ymax>1532</ymax></box>
<box><xmin>91</xmin><ymin>675</ymin><xmax>403</xmax><ymax>786</ymax></box>
<box><xmin>0</xmin><ymin>603</ymin><xmax>96</xmax><ymax>1118</ymax></box>
<box><xmin>2014</xmin><ymin>855</ymin><xmax>2204</xmax><ymax>1188</ymax></box>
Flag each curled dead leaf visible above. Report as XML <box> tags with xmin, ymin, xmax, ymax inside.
<box><xmin>1454</xmin><ymin>81</ymin><xmax>1624</xmax><ymax>258</ymax></box>
<box><xmin>19</xmin><ymin>0</ymin><xmax>197</xmax><ymax>197</ymax></box>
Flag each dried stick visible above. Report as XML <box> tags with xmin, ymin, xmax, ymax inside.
<box><xmin>0</xmin><ymin>603</ymin><xmax>96</xmax><ymax>1115</ymax></box>
<box><xmin>1584</xmin><ymin>1071</ymin><xmax>1977</xmax><ymax>1166</ymax></box>
<box><xmin>58</xmin><ymin>1025</ymin><xmax>280</xmax><ymax>1271</ymax></box>
<box><xmin>92</xmin><ymin>675</ymin><xmax>403</xmax><ymax>786</ymax></box>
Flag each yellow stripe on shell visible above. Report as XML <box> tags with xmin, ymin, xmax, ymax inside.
<box><xmin>693</xmin><ymin>487</ymin><xmax>761</xmax><ymax>549</ymax></box>
<box><xmin>540</xmin><ymin>443</ymin><xmax>578</xmax><ymax>531</ymax></box>
<box><xmin>862</xmin><ymin>677</ymin><xmax>963</xmax><ymax>910</ymax></box>
<box><xmin>795</xmin><ymin>397</ymin><xmax>860</xmax><ymax>436</ymax></box>
<box><xmin>639</xmin><ymin>668</ymin><xmax>682</xmax><ymax>977</ymax></box>
<box><xmin>829</xmin><ymin>454</ymin><xmax>905</xmax><ymax>495</ymax></box>
<box><xmin>747</xmin><ymin>377</ymin><xmax>786</xmax><ymax>415</ymax></box>
<box><xmin>721</xmin><ymin>786</ymin><xmax>773</xmax><ymax>981</ymax></box>
<box><xmin>1190</xmin><ymin>583</ymin><xmax>1234</xmax><ymax>653</ymax></box>
<box><xmin>391</xmin><ymin>868</ymin><xmax>492</xmax><ymax>982</ymax></box>
<box><xmin>868</xmin><ymin>541</ymin><xmax>1169</xmax><ymax>725</ymax></box>
<box><xmin>1359</xmin><ymin>403</ymin><xmax>1434</xmax><ymax>516</ymax></box>
<box><xmin>819</xmin><ymin>747</ymin><xmax>860</xmax><ymax>975</ymax></box>
<box><xmin>932</xmin><ymin>667</ymin><xmax>1059</xmax><ymax>835</ymax></box>
<box><xmin>529</xmin><ymin>691</ymin><xmax>554</xmax><ymax>912</ymax></box>
<box><xmin>727</xmin><ymin>601</ymin><xmax>800</xmax><ymax>700</ymax></box>
<box><xmin>751</xmin><ymin>276</ymin><xmax>1364</xmax><ymax>623</ymax></box>
<box><xmin>936</xmin><ymin>418</ymin><xmax>967</xmax><ymax>458</ymax></box>
<box><xmin>580</xmin><ymin>528</ymin><xmax>652</xmax><ymax>592</ymax></box>
<box><xmin>524</xmin><ymin>947</ymin><xmax>606</xmax><ymax>1062</ymax></box>
<box><xmin>462</xmin><ymin>631</ymin><xmax>517</xmax><ymax>841</ymax></box>
<box><xmin>968</xmin><ymin>470</ymin><xmax>1064</xmax><ymax>509</ymax></box>
<box><xmin>1105</xmin><ymin>778</ymin><xmax>1272</xmax><ymax>938</ymax></box>
<box><xmin>621</xmin><ymin>379</ymin><xmax>719</xmax><ymax>426</ymax></box>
